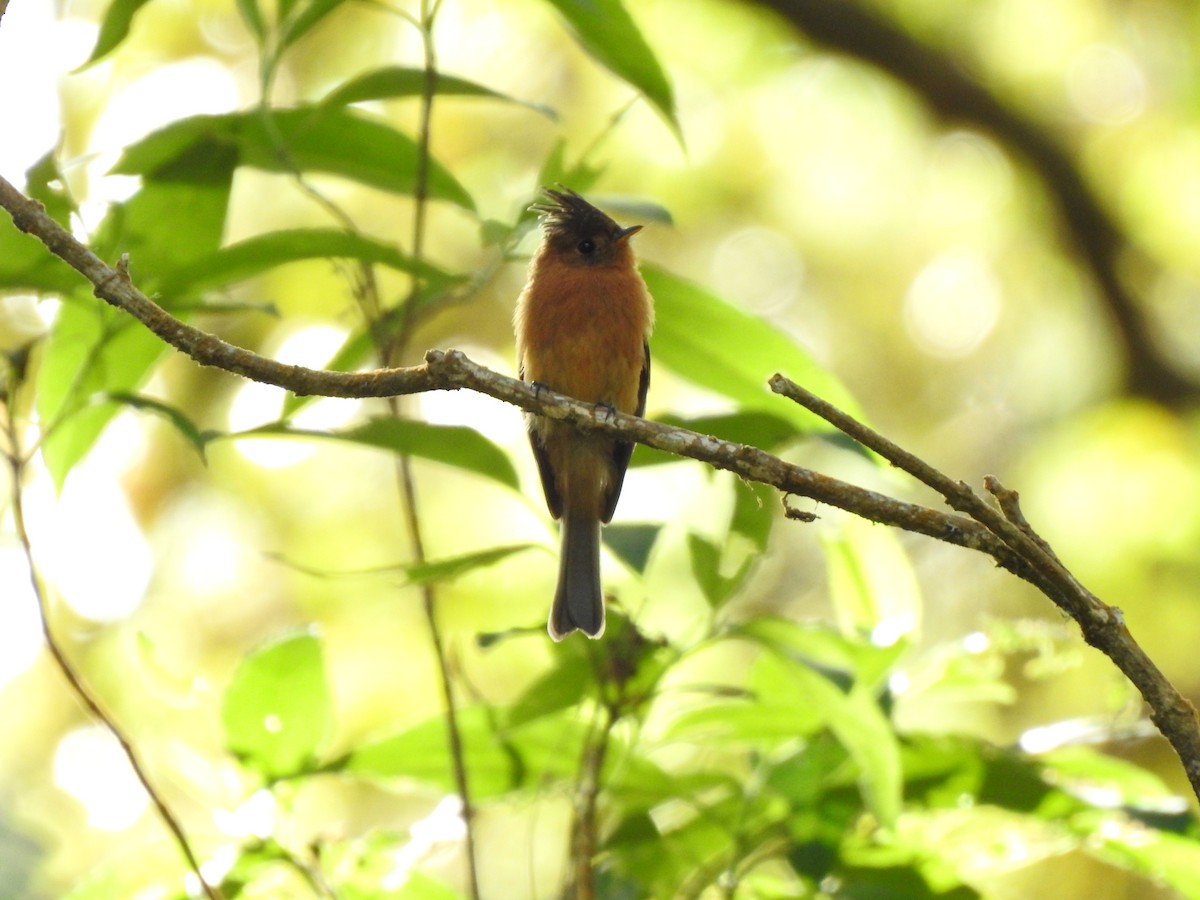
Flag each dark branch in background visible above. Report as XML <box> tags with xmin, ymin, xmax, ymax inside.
<box><xmin>747</xmin><ymin>0</ymin><xmax>1196</xmax><ymax>405</ymax></box>
<box><xmin>3</xmin><ymin>172</ymin><xmax>1199</xmax><ymax>803</ymax></box>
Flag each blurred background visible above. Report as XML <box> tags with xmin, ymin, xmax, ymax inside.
<box><xmin>1</xmin><ymin>0</ymin><xmax>1200</xmax><ymax>897</ymax></box>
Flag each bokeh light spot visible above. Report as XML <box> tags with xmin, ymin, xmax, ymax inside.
<box><xmin>904</xmin><ymin>250</ymin><xmax>1002</xmax><ymax>357</ymax></box>
<box><xmin>53</xmin><ymin>725</ymin><xmax>149</xmax><ymax>831</ymax></box>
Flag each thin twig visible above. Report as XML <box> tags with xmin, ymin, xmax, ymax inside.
<box><xmin>1</xmin><ymin>386</ymin><xmax>221</xmax><ymax>900</ymax></box>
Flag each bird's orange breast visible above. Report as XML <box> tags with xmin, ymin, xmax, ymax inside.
<box><xmin>516</xmin><ymin>258</ymin><xmax>653</xmax><ymax>414</ymax></box>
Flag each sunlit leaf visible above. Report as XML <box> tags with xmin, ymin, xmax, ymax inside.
<box><xmin>663</xmin><ymin>695</ymin><xmax>824</xmax><ymax>744</ymax></box>
<box><xmin>113</xmin><ymin>107</ymin><xmax>476</xmax><ymax>210</ymax></box>
<box><xmin>240</xmin><ymin>419</ymin><xmax>519</xmax><ymax>490</ymax></box>
<box><xmin>787</xmin><ymin>662</ymin><xmax>901</xmax><ymax>826</ymax></box>
<box><xmin>221</xmin><ymin>632</ymin><xmax>332</xmax><ymax>779</ymax></box>
<box><xmin>644</xmin><ymin>266</ymin><xmax>863</xmax><ymax>431</ymax></box>
<box><xmin>322</xmin><ymin>66</ymin><xmax>557</xmax><ymax>119</ymax></box>
<box><xmin>160</xmin><ymin>228</ymin><xmax>457</xmax><ymax>297</ymax></box>
<box><xmin>37</xmin><ymin>304</ymin><xmax>166</xmax><ymax>489</ymax></box>
<box><xmin>81</xmin><ymin>0</ymin><xmax>155</xmax><ymax>68</ymax></box>
<box><xmin>541</xmin><ymin>0</ymin><xmax>678</xmax><ymax>136</ymax></box>
<box><xmin>344</xmin><ymin>707</ymin><xmax>586</xmax><ymax>798</ymax></box>
<box><xmin>1042</xmin><ymin>746</ymin><xmax>1182</xmax><ymax>812</ymax></box>
<box><xmin>823</xmin><ymin>517</ymin><xmax>921</xmax><ymax>642</ymax></box>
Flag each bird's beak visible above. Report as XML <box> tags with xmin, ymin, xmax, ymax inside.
<box><xmin>615</xmin><ymin>224</ymin><xmax>643</xmax><ymax>242</ymax></box>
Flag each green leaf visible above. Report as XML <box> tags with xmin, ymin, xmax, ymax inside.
<box><xmin>38</xmin><ymin>141</ymin><xmax>236</xmax><ymax>488</ymax></box>
<box><xmin>106</xmin><ymin>391</ymin><xmax>210</xmax><ymax>459</ymax></box>
<box><xmin>506</xmin><ymin>659</ymin><xmax>592</xmax><ymax>727</ymax></box>
<box><xmin>235</xmin><ymin>0</ymin><xmax>267</xmax><ymax>42</ymax></box>
<box><xmin>663</xmin><ymin>684</ymin><xmax>824</xmax><ymax>744</ymax></box>
<box><xmin>736</xmin><ymin>617</ymin><xmax>905</xmax><ymax>693</ymax></box>
<box><xmin>239</xmin><ymin>419</ymin><xmax>519</xmax><ymax>490</ymax></box>
<box><xmin>822</xmin><ymin>517</ymin><xmax>921</xmax><ymax>642</ymax></box>
<box><xmin>97</xmin><ymin>139</ymin><xmax>240</xmax><ymax>277</ymax></box>
<box><xmin>345</xmin><ymin>707</ymin><xmax>586</xmax><ymax>798</ymax></box>
<box><xmin>322</xmin><ymin>66</ymin><xmax>557</xmax><ymax>119</ymax></box>
<box><xmin>0</xmin><ymin>153</ymin><xmax>85</xmax><ymax>294</ymax></box>
<box><xmin>113</xmin><ymin>107</ymin><xmax>476</xmax><ymax>210</ymax></box>
<box><xmin>404</xmin><ymin>544</ymin><xmax>536</xmax><ymax>587</ymax></box>
<box><xmin>735</xmin><ymin>620</ymin><xmax>903</xmax><ymax>824</ymax></box>
<box><xmin>81</xmin><ymin>0</ymin><xmax>155</xmax><ymax>68</ymax></box>
<box><xmin>160</xmin><ymin>228</ymin><xmax>457</xmax><ymax>297</ymax></box>
<box><xmin>633</xmin><ymin>410</ymin><xmax>801</xmax><ymax>467</ymax></box>
<box><xmin>1041</xmin><ymin>746</ymin><xmax>1180</xmax><ymax>812</ymax></box>
<box><xmin>536</xmin><ymin>140</ymin><xmax>603</xmax><ymax>200</ymax></box>
<box><xmin>1087</xmin><ymin>821</ymin><xmax>1200</xmax><ymax>897</ymax></box>
<box><xmin>835</xmin><ymin>866</ymin><xmax>979</xmax><ymax>899</ymax></box>
<box><xmin>38</xmin><ymin>303</ymin><xmax>169</xmax><ymax>489</ymax></box>
<box><xmin>279</xmin><ymin>0</ymin><xmax>345</xmax><ymax>54</ymax></box>
<box><xmin>782</xmin><ymin>661</ymin><xmax>902</xmax><ymax>826</ymax></box>
<box><xmin>221</xmin><ymin>633</ymin><xmax>332</xmax><ymax>779</ymax></box>
<box><xmin>26</xmin><ymin>152</ymin><xmax>77</xmax><ymax>224</ymax></box>
<box><xmin>687</xmin><ymin>534</ymin><xmax>731</xmax><ymax>608</ymax></box>
<box><xmin>644</xmin><ymin>266</ymin><xmax>863</xmax><ymax>431</ymax></box>
<box><xmin>602</xmin><ymin>522</ymin><xmax>662</xmax><ymax>574</ymax></box>
<box><xmin>542</xmin><ymin>0</ymin><xmax>678</xmax><ymax>136</ymax></box>
<box><xmin>731</xmin><ymin>479</ymin><xmax>774</xmax><ymax>553</ymax></box>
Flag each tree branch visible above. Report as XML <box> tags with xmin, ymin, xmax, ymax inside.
<box><xmin>770</xmin><ymin>374</ymin><xmax>1200</xmax><ymax>799</ymax></box>
<box><xmin>2</xmin><ymin>171</ymin><xmax>1198</xmax><ymax>801</ymax></box>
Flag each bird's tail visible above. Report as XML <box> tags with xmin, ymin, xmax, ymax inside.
<box><xmin>548</xmin><ymin>506</ymin><xmax>604</xmax><ymax>640</ymax></box>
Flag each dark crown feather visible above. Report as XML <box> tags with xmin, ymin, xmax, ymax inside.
<box><xmin>531</xmin><ymin>186</ymin><xmax>622</xmax><ymax>237</ymax></box>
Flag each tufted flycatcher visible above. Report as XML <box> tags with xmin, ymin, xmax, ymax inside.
<box><xmin>514</xmin><ymin>187</ymin><xmax>654</xmax><ymax>640</ymax></box>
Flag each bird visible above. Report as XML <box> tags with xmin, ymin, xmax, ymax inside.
<box><xmin>514</xmin><ymin>186</ymin><xmax>654</xmax><ymax>640</ymax></box>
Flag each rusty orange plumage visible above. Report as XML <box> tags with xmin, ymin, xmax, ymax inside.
<box><xmin>514</xmin><ymin>187</ymin><xmax>654</xmax><ymax>640</ymax></box>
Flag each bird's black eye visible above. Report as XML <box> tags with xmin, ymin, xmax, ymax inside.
<box><xmin>577</xmin><ymin>239</ymin><xmax>596</xmax><ymax>255</ymax></box>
